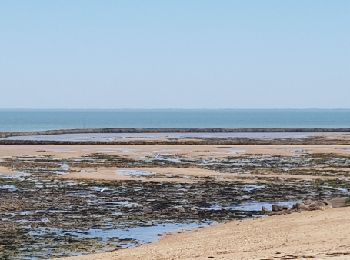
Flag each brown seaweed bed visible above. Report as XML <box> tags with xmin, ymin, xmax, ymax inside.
<box><xmin>0</xmin><ymin>153</ymin><xmax>350</xmax><ymax>259</ymax></box>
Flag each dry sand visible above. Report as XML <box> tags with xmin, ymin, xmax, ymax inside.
<box><xmin>56</xmin><ymin>207</ymin><xmax>350</xmax><ymax>260</ymax></box>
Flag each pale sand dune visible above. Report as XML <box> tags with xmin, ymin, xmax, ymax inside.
<box><xmin>56</xmin><ymin>207</ymin><xmax>350</xmax><ymax>260</ymax></box>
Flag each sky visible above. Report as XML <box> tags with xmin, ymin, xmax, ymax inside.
<box><xmin>0</xmin><ymin>0</ymin><xmax>349</xmax><ymax>109</ymax></box>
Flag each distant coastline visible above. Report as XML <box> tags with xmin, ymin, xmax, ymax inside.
<box><xmin>1</xmin><ymin>127</ymin><xmax>350</xmax><ymax>137</ymax></box>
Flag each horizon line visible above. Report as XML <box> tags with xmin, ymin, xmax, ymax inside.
<box><xmin>0</xmin><ymin>107</ymin><xmax>350</xmax><ymax>110</ymax></box>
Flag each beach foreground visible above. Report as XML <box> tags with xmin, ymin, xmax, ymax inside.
<box><xmin>57</xmin><ymin>207</ymin><xmax>350</xmax><ymax>260</ymax></box>
<box><xmin>1</xmin><ymin>135</ymin><xmax>350</xmax><ymax>258</ymax></box>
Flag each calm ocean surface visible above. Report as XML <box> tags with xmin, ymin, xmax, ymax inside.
<box><xmin>0</xmin><ymin>109</ymin><xmax>349</xmax><ymax>132</ymax></box>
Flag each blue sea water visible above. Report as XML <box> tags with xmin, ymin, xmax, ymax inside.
<box><xmin>0</xmin><ymin>109</ymin><xmax>349</xmax><ymax>132</ymax></box>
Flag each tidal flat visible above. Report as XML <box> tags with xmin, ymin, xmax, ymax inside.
<box><xmin>0</xmin><ymin>142</ymin><xmax>350</xmax><ymax>259</ymax></box>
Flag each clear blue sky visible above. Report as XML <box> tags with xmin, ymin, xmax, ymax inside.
<box><xmin>0</xmin><ymin>0</ymin><xmax>349</xmax><ymax>109</ymax></box>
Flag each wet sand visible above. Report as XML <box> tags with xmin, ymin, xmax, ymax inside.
<box><xmin>58</xmin><ymin>167</ymin><xmax>223</xmax><ymax>183</ymax></box>
<box><xmin>2</xmin><ymin>144</ymin><xmax>350</xmax><ymax>184</ymax></box>
<box><xmin>1</xmin><ymin>144</ymin><xmax>350</xmax><ymax>159</ymax></box>
<box><xmin>57</xmin><ymin>165</ymin><xmax>349</xmax><ymax>184</ymax></box>
<box><xmin>57</xmin><ymin>207</ymin><xmax>350</xmax><ymax>260</ymax></box>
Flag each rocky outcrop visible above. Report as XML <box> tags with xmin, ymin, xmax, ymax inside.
<box><xmin>269</xmin><ymin>198</ymin><xmax>350</xmax><ymax>215</ymax></box>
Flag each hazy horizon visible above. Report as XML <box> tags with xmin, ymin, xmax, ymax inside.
<box><xmin>1</xmin><ymin>1</ymin><xmax>349</xmax><ymax>109</ymax></box>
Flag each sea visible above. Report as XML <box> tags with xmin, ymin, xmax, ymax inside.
<box><xmin>0</xmin><ymin>109</ymin><xmax>350</xmax><ymax>132</ymax></box>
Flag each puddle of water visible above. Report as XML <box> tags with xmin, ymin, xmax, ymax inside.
<box><xmin>18</xmin><ymin>211</ymin><xmax>35</xmax><ymax>216</ymax></box>
<box><xmin>337</xmin><ymin>188</ymin><xmax>349</xmax><ymax>193</ymax></box>
<box><xmin>117</xmin><ymin>169</ymin><xmax>155</xmax><ymax>177</ymax></box>
<box><xmin>0</xmin><ymin>184</ymin><xmax>18</xmax><ymax>192</ymax></box>
<box><xmin>0</xmin><ymin>172</ymin><xmax>31</xmax><ymax>181</ymax></box>
<box><xmin>60</xmin><ymin>163</ymin><xmax>70</xmax><ymax>171</ymax></box>
<box><xmin>29</xmin><ymin>221</ymin><xmax>211</xmax><ymax>246</ymax></box>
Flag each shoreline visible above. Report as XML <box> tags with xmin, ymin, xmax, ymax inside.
<box><xmin>56</xmin><ymin>207</ymin><xmax>350</xmax><ymax>260</ymax></box>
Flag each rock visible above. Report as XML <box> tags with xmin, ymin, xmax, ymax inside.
<box><xmin>177</xmin><ymin>206</ymin><xmax>186</xmax><ymax>213</ymax></box>
<box><xmin>272</xmin><ymin>205</ymin><xmax>288</xmax><ymax>212</ymax></box>
<box><xmin>330</xmin><ymin>197</ymin><xmax>349</xmax><ymax>208</ymax></box>
<box><xmin>292</xmin><ymin>200</ymin><xmax>332</xmax><ymax>212</ymax></box>
<box><xmin>143</xmin><ymin>207</ymin><xmax>153</xmax><ymax>214</ymax></box>
<box><xmin>303</xmin><ymin>199</ymin><xmax>313</xmax><ymax>205</ymax></box>
<box><xmin>261</xmin><ymin>206</ymin><xmax>269</xmax><ymax>213</ymax></box>
<box><xmin>308</xmin><ymin>202</ymin><xmax>326</xmax><ymax>211</ymax></box>
<box><xmin>292</xmin><ymin>203</ymin><xmax>308</xmax><ymax>211</ymax></box>
<box><xmin>190</xmin><ymin>207</ymin><xmax>198</xmax><ymax>214</ymax></box>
